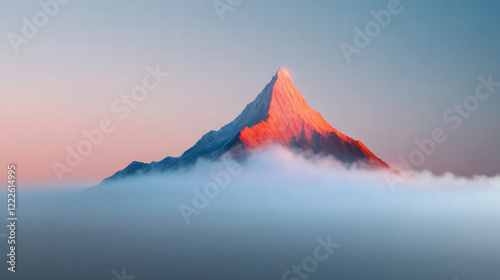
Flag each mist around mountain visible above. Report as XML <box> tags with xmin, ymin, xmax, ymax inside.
<box><xmin>4</xmin><ymin>146</ymin><xmax>500</xmax><ymax>280</ymax></box>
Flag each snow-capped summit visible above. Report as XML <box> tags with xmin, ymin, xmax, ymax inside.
<box><xmin>102</xmin><ymin>68</ymin><xmax>390</xmax><ymax>182</ymax></box>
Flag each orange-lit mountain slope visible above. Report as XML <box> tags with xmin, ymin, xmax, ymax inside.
<box><xmin>238</xmin><ymin>68</ymin><xmax>389</xmax><ymax>169</ymax></box>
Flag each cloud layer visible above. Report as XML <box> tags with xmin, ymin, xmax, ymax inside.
<box><xmin>3</xmin><ymin>146</ymin><xmax>500</xmax><ymax>280</ymax></box>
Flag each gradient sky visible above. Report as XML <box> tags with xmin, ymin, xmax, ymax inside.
<box><xmin>1</xmin><ymin>0</ymin><xmax>499</xmax><ymax>187</ymax></box>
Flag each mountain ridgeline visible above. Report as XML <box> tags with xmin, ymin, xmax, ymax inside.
<box><xmin>101</xmin><ymin>68</ymin><xmax>390</xmax><ymax>184</ymax></box>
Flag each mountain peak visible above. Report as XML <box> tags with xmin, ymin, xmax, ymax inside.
<box><xmin>240</xmin><ymin>68</ymin><xmax>335</xmax><ymax>148</ymax></box>
<box><xmin>267</xmin><ymin>67</ymin><xmax>307</xmax><ymax>110</ymax></box>
<box><xmin>276</xmin><ymin>67</ymin><xmax>291</xmax><ymax>78</ymax></box>
<box><xmin>273</xmin><ymin>67</ymin><xmax>294</xmax><ymax>88</ymax></box>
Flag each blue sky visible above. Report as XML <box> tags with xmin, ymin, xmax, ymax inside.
<box><xmin>1</xmin><ymin>0</ymin><xmax>499</xmax><ymax>183</ymax></box>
